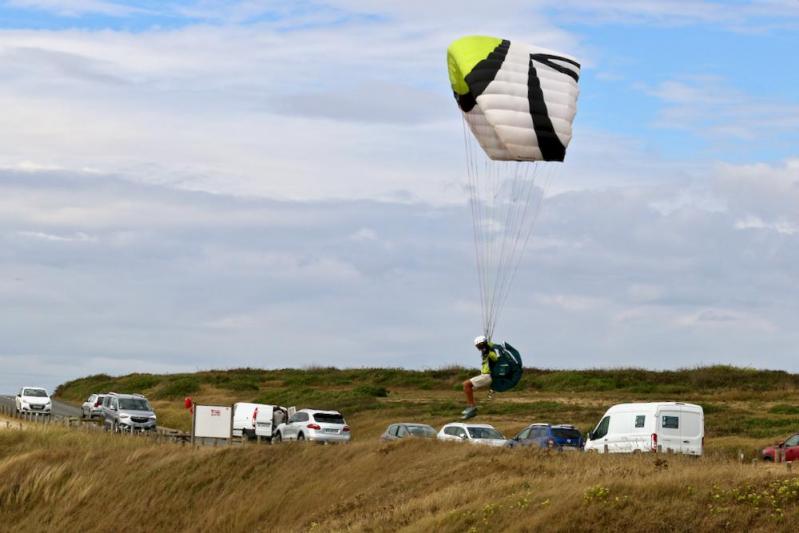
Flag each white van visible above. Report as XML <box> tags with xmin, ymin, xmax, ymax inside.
<box><xmin>584</xmin><ymin>402</ymin><xmax>704</xmax><ymax>456</ymax></box>
<box><xmin>232</xmin><ymin>402</ymin><xmax>292</xmax><ymax>441</ymax></box>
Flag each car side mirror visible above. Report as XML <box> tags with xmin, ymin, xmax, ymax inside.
<box><xmin>587</xmin><ymin>431</ymin><xmax>593</xmax><ymax>440</ymax></box>
<box><xmin>460</xmin><ymin>435</ymin><xmax>467</xmax><ymax>440</ymax></box>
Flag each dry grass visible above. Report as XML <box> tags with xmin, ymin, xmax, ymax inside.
<box><xmin>0</xmin><ymin>424</ymin><xmax>798</xmax><ymax>533</ymax></box>
<box><xmin>11</xmin><ymin>367</ymin><xmax>795</xmax><ymax>531</ymax></box>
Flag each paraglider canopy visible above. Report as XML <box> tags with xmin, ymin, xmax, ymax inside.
<box><xmin>447</xmin><ymin>35</ymin><xmax>581</xmax><ymax>339</ymax></box>
<box><xmin>447</xmin><ymin>35</ymin><xmax>580</xmax><ymax>162</ymax></box>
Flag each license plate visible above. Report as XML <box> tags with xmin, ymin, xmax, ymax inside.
<box><xmin>32</xmin><ymin>405</ymin><xmax>43</xmax><ymax>410</ymax></box>
<box><xmin>324</xmin><ymin>428</ymin><xmax>339</xmax><ymax>434</ymax></box>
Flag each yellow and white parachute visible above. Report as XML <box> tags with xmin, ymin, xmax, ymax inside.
<box><xmin>447</xmin><ymin>35</ymin><xmax>581</xmax><ymax>338</ymax></box>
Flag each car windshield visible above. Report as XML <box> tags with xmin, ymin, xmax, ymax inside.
<box><xmin>552</xmin><ymin>428</ymin><xmax>582</xmax><ymax>440</ymax></box>
<box><xmin>118</xmin><ymin>398</ymin><xmax>151</xmax><ymax>411</ymax></box>
<box><xmin>407</xmin><ymin>425</ymin><xmax>436</xmax><ymax>437</ymax></box>
<box><xmin>467</xmin><ymin>427</ymin><xmax>504</xmax><ymax>440</ymax></box>
<box><xmin>23</xmin><ymin>389</ymin><xmax>48</xmax><ymax>397</ymax></box>
<box><xmin>313</xmin><ymin>413</ymin><xmax>344</xmax><ymax>425</ymax></box>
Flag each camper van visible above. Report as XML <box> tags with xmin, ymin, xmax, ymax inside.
<box><xmin>232</xmin><ymin>402</ymin><xmax>293</xmax><ymax>441</ymax></box>
<box><xmin>584</xmin><ymin>402</ymin><xmax>704</xmax><ymax>456</ymax></box>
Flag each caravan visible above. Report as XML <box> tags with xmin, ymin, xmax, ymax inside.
<box><xmin>584</xmin><ymin>402</ymin><xmax>704</xmax><ymax>456</ymax></box>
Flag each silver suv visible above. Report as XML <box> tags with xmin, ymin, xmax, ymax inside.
<box><xmin>102</xmin><ymin>393</ymin><xmax>157</xmax><ymax>432</ymax></box>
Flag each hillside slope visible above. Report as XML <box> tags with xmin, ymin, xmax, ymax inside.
<box><xmin>55</xmin><ymin>366</ymin><xmax>799</xmax><ymax>453</ymax></box>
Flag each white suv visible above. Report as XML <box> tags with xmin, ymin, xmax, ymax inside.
<box><xmin>273</xmin><ymin>409</ymin><xmax>351</xmax><ymax>443</ymax></box>
<box><xmin>15</xmin><ymin>387</ymin><xmax>52</xmax><ymax>415</ymax></box>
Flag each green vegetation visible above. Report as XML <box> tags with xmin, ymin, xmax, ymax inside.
<box><xmin>54</xmin><ymin>365</ymin><xmax>799</xmax><ymax>444</ymax></box>
<box><xmin>56</xmin><ymin>365</ymin><xmax>799</xmax><ymax>401</ymax></box>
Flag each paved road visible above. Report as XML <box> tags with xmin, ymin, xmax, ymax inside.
<box><xmin>0</xmin><ymin>394</ymin><xmax>82</xmax><ymax>418</ymax></box>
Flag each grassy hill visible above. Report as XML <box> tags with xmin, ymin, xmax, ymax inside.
<box><xmin>54</xmin><ymin>366</ymin><xmax>799</xmax><ymax>453</ymax></box>
<box><xmin>0</xmin><ymin>366</ymin><xmax>797</xmax><ymax>532</ymax></box>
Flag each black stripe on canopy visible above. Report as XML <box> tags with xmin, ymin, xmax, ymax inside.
<box><xmin>455</xmin><ymin>40</ymin><xmax>510</xmax><ymax>112</ymax></box>
<box><xmin>530</xmin><ymin>53</ymin><xmax>580</xmax><ymax>83</ymax></box>
<box><xmin>527</xmin><ymin>55</ymin><xmax>567</xmax><ymax>161</ymax></box>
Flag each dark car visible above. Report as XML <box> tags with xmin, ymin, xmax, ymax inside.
<box><xmin>507</xmin><ymin>423</ymin><xmax>584</xmax><ymax>450</ymax></box>
<box><xmin>380</xmin><ymin>423</ymin><xmax>437</xmax><ymax>441</ymax></box>
<box><xmin>762</xmin><ymin>433</ymin><xmax>799</xmax><ymax>462</ymax></box>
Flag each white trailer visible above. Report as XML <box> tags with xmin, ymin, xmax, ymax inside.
<box><xmin>584</xmin><ymin>402</ymin><xmax>704</xmax><ymax>456</ymax></box>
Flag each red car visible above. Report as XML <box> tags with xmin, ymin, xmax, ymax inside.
<box><xmin>762</xmin><ymin>433</ymin><xmax>799</xmax><ymax>462</ymax></box>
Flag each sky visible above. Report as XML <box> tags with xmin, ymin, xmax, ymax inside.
<box><xmin>1</xmin><ymin>0</ymin><xmax>798</xmax><ymax>392</ymax></box>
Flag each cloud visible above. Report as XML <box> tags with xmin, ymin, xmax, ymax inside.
<box><xmin>0</xmin><ymin>1</ymin><xmax>798</xmax><ymax>391</ymax></box>
<box><xmin>642</xmin><ymin>76</ymin><xmax>799</xmax><ymax>146</ymax></box>
<box><xmin>2</xmin><ymin>157</ymin><xmax>799</xmax><ymax>392</ymax></box>
<box><xmin>547</xmin><ymin>0</ymin><xmax>799</xmax><ymax>31</ymax></box>
<box><xmin>7</xmin><ymin>0</ymin><xmax>146</xmax><ymax>17</ymax></box>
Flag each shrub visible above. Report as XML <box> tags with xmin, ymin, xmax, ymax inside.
<box><xmin>354</xmin><ymin>386</ymin><xmax>389</xmax><ymax>397</ymax></box>
<box><xmin>154</xmin><ymin>377</ymin><xmax>201</xmax><ymax>399</ymax></box>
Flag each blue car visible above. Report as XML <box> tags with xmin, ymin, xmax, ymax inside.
<box><xmin>507</xmin><ymin>423</ymin><xmax>584</xmax><ymax>450</ymax></box>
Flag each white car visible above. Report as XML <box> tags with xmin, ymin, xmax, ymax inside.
<box><xmin>273</xmin><ymin>409</ymin><xmax>351</xmax><ymax>444</ymax></box>
<box><xmin>437</xmin><ymin>422</ymin><xmax>507</xmax><ymax>447</ymax></box>
<box><xmin>584</xmin><ymin>402</ymin><xmax>704</xmax><ymax>456</ymax></box>
<box><xmin>81</xmin><ymin>393</ymin><xmax>107</xmax><ymax>419</ymax></box>
<box><xmin>15</xmin><ymin>387</ymin><xmax>52</xmax><ymax>415</ymax></box>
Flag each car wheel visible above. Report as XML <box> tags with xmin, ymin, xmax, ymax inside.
<box><xmin>763</xmin><ymin>456</ymin><xmax>773</xmax><ymax>462</ymax></box>
<box><xmin>273</xmin><ymin>432</ymin><xmax>282</xmax><ymax>443</ymax></box>
<box><xmin>297</xmin><ymin>432</ymin><xmax>305</xmax><ymax>442</ymax></box>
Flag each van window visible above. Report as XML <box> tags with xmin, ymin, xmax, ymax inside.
<box><xmin>635</xmin><ymin>415</ymin><xmax>645</xmax><ymax>428</ymax></box>
<box><xmin>662</xmin><ymin>416</ymin><xmax>679</xmax><ymax>429</ymax></box>
<box><xmin>593</xmin><ymin>417</ymin><xmax>610</xmax><ymax>439</ymax></box>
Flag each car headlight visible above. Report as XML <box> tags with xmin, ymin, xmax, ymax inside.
<box><xmin>120</xmin><ymin>414</ymin><xmax>130</xmax><ymax>419</ymax></box>
<box><xmin>150</xmin><ymin>415</ymin><xmax>157</xmax><ymax>421</ymax></box>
